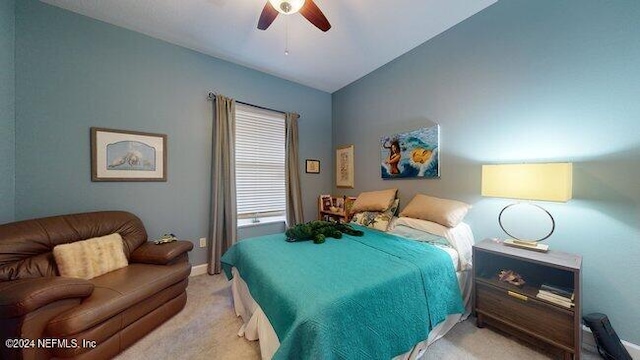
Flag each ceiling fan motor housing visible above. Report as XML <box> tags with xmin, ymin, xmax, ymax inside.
<box><xmin>269</xmin><ymin>0</ymin><xmax>305</xmax><ymax>14</ymax></box>
<box><xmin>260</xmin><ymin>0</ymin><xmax>330</xmax><ymax>32</ymax></box>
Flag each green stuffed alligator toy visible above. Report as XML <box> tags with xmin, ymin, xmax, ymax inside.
<box><xmin>285</xmin><ymin>220</ymin><xmax>364</xmax><ymax>244</ymax></box>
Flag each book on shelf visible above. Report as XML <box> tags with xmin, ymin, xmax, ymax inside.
<box><xmin>538</xmin><ymin>289</ymin><xmax>572</xmax><ymax>303</ymax></box>
<box><xmin>540</xmin><ymin>284</ymin><xmax>574</xmax><ymax>300</ymax></box>
<box><xmin>536</xmin><ymin>292</ymin><xmax>574</xmax><ymax>308</ymax></box>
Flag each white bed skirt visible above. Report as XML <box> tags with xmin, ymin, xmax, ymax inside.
<box><xmin>230</xmin><ymin>267</ymin><xmax>473</xmax><ymax>360</ymax></box>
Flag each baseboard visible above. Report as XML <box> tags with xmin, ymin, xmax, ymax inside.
<box><xmin>190</xmin><ymin>263</ymin><xmax>208</xmax><ymax>277</ymax></box>
<box><xmin>582</xmin><ymin>325</ymin><xmax>640</xmax><ymax>358</ymax></box>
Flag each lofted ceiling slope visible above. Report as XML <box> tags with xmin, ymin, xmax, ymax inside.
<box><xmin>41</xmin><ymin>0</ymin><xmax>497</xmax><ymax>93</ymax></box>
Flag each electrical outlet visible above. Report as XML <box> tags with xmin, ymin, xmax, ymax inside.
<box><xmin>199</xmin><ymin>237</ymin><xmax>207</xmax><ymax>248</ymax></box>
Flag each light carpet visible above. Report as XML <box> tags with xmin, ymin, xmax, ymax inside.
<box><xmin>115</xmin><ymin>274</ymin><xmax>600</xmax><ymax>360</ymax></box>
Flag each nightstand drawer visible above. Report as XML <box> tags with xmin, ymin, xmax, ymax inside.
<box><xmin>476</xmin><ymin>282</ymin><xmax>574</xmax><ymax>347</ymax></box>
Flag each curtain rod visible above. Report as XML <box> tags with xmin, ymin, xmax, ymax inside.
<box><xmin>207</xmin><ymin>92</ymin><xmax>287</xmax><ymax>116</ymax></box>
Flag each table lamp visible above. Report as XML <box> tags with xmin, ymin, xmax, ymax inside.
<box><xmin>481</xmin><ymin>163</ymin><xmax>573</xmax><ymax>252</ymax></box>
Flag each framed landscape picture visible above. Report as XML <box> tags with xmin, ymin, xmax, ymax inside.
<box><xmin>336</xmin><ymin>145</ymin><xmax>354</xmax><ymax>188</ymax></box>
<box><xmin>380</xmin><ymin>125</ymin><xmax>440</xmax><ymax>179</ymax></box>
<box><xmin>91</xmin><ymin>127</ymin><xmax>167</xmax><ymax>182</ymax></box>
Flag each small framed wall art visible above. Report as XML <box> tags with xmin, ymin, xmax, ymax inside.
<box><xmin>336</xmin><ymin>145</ymin><xmax>354</xmax><ymax>188</ymax></box>
<box><xmin>91</xmin><ymin>127</ymin><xmax>167</xmax><ymax>182</ymax></box>
<box><xmin>305</xmin><ymin>159</ymin><xmax>321</xmax><ymax>174</ymax></box>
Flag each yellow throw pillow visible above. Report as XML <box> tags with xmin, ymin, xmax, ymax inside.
<box><xmin>350</xmin><ymin>188</ymin><xmax>398</xmax><ymax>213</ymax></box>
<box><xmin>399</xmin><ymin>194</ymin><xmax>471</xmax><ymax>228</ymax></box>
<box><xmin>53</xmin><ymin>233</ymin><xmax>128</xmax><ymax>280</ymax></box>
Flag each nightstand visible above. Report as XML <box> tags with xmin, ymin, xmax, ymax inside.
<box><xmin>473</xmin><ymin>239</ymin><xmax>582</xmax><ymax>360</ymax></box>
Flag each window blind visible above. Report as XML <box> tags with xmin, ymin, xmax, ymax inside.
<box><xmin>235</xmin><ymin>103</ymin><xmax>286</xmax><ymax>219</ymax></box>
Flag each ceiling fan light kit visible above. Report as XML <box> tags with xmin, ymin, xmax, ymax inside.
<box><xmin>258</xmin><ymin>0</ymin><xmax>331</xmax><ymax>32</ymax></box>
<box><xmin>269</xmin><ymin>0</ymin><xmax>305</xmax><ymax>14</ymax></box>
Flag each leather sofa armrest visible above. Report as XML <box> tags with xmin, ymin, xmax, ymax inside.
<box><xmin>130</xmin><ymin>241</ymin><xmax>194</xmax><ymax>265</ymax></box>
<box><xmin>0</xmin><ymin>277</ymin><xmax>94</xmax><ymax>318</ymax></box>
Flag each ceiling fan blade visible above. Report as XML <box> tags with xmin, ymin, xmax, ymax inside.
<box><xmin>258</xmin><ymin>2</ymin><xmax>279</xmax><ymax>30</ymax></box>
<box><xmin>299</xmin><ymin>0</ymin><xmax>331</xmax><ymax>32</ymax></box>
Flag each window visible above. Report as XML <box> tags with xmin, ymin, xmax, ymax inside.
<box><xmin>235</xmin><ymin>104</ymin><xmax>286</xmax><ymax>223</ymax></box>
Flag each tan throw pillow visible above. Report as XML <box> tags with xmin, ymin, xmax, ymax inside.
<box><xmin>53</xmin><ymin>233</ymin><xmax>128</xmax><ymax>280</ymax></box>
<box><xmin>350</xmin><ymin>188</ymin><xmax>398</xmax><ymax>213</ymax></box>
<box><xmin>399</xmin><ymin>194</ymin><xmax>471</xmax><ymax>228</ymax></box>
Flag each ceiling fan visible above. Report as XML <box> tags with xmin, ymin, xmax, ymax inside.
<box><xmin>258</xmin><ymin>0</ymin><xmax>331</xmax><ymax>32</ymax></box>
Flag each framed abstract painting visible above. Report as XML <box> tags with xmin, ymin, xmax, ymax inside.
<box><xmin>380</xmin><ymin>125</ymin><xmax>439</xmax><ymax>179</ymax></box>
<box><xmin>91</xmin><ymin>127</ymin><xmax>167</xmax><ymax>182</ymax></box>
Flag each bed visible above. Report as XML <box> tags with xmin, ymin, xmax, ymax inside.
<box><xmin>221</xmin><ymin>217</ymin><xmax>474</xmax><ymax>360</ymax></box>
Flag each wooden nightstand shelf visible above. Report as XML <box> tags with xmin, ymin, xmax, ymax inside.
<box><xmin>473</xmin><ymin>239</ymin><xmax>582</xmax><ymax>360</ymax></box>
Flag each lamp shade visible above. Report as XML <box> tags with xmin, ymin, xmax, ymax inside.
<box><xmin>481</xmin><ymin>163</ymin><xmax>573</xmax><ymax>202</ymax></box>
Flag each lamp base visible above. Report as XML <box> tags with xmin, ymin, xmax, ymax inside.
<box><xmin>503</xmin><ymin>239</ymin><xmax>549</xmax><ymax>253</ymax></box>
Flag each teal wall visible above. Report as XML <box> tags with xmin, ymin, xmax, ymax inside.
<box><xmin>0</xmin><ymin>0</ymin><xmax>15</xmax><ymax>224</ymax></box>
<box><xmin>333</xmin><ymin>0</ymin><xmax>640</xmax><ymax>344</ymax></box>
<box><xmin>14</xmin><ymin>0</ymin><xmax>332</xmax><ymax>265</ymax></box>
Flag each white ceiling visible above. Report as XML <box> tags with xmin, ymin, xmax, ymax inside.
<box><xmin>41</xmin><ymin>0</ymin><xmax>497</xmax><ymax>93</ymax></box>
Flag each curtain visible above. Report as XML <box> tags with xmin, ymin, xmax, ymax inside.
<box><xmin>285</xmin><ymin>112</ymin><xmax>304</xmax><ymax>227</ymax></box>
<box><xmin>208</xmin><ymin>94</ymin><xmax>237</xmax><ymax>275</ymax></box>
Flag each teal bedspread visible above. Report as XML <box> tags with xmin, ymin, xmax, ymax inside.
<box><xmin>221</xmin><ymin>226</ymin><xmax>464</xmax><ymax>360</ymax></box>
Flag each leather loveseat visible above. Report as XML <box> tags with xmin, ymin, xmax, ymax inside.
<box><xmin>0</xmin><ymin>211</ymin><xmax>193</xmax><ymax>360</ymax></box>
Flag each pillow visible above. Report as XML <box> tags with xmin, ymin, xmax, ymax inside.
<box><xmin>393</xmin><ymin>216</ymin><xmax>450</xmax><ymax>238</ymax></box>
<box><xmin>350</xmin><ymin>188</ymin><xmax>398</xmax><ymax>213</ymax></box>
<box><xmin>351</xmin><ymin>199</ymin><xmax>399</xmax><ymax>231</ymax></box>
<box><xmin>389</xmin><ymin>224</ymin><xmax>451</xmax><ymax>247</ymax></box>
<box><xmin>394</xmin><ymin>216</ymin><xmax>475</xmax><ymax>271</ymax></box>
<box><xmin>399</xmin><ymin>194</ymin><xmax>471</xmax><ymax>228</ymax></box>
<box><xmin>53</xmin><ymin>233</ymin><xmax>128</xmax><ymax>280</ymax></box>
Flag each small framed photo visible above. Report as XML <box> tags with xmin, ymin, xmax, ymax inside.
<box><xmin>335</xmin><ymin>197</ymin><xmax>344</xmax><ymax>209</ymax></box>
<box><xmin>320</xmin><ymin>195</ymin><xmax>332</xmax><ymax>211</ymax></box>
<box><xmin>91</xmin><ymin>127</ymin><xmax>167</xmax><ymax>182</ymax></box>
<box><xmin>306</xmin><ymin>159</ymin><xmax>320</xmax><ymax>174</ymax></box>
